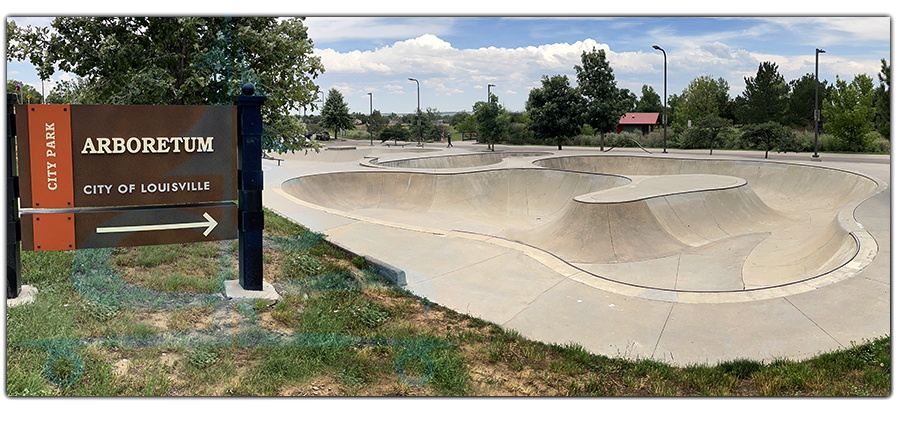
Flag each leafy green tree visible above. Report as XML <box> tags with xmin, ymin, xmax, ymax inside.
<box><xmin>875</xmin><ymin>59</ymin><xmax>890</xmax><ymax>139</ymax></box>
<box><xmin>448</xmin><ymin>111</ymin><xmax>470</xmax><ymax>127</ymax></box>
<box><xmin>574</xmin><ymin>47</ymin><xmax>630</xmax><ymax>147</ymax></box>
<box><xmin>635</xmin><ymin>84</ymin><xmax>662</xmax><ymax>113</ymax></box>
<box><xmin>321</xmin><ymin>88</ymin><xmax>354</xmax><ymax>138</ymax></box>
<box><xmin>526</xmin><ymin>74</ymin><xmax>583</xmax><ymax>149</ymax></box>
<box><xmin>378</xmin><ymin>123</ymin><xmax>410</xmax><ymax>144</ymax></box>
<box><xmin>368</xmin><ymin>110</ymin><xmax>388</xmax><ymax>140</ymax></box>
<box><xmin>473</xmin><ymin>93</ymin><xmax>509</xmax><ymax>151</ymax></box>
<box><xmin>675</xmin><ymin>75</ymin><xmax>731</xmax><ymax>130</ymax></box>
<box><xmin>680</xmin><ymin>114</ymin><xmax>732</xmax><ymax>154</ymax></box>
<box><xmin>786</xmin><ymin>73</ymin><xmax>832</xmax><ymax>130</ymax></box>
<box><xmin>455</xmin><ymin>114</ymin><xmax>478</xmax><ymax>133</ymax></box>
<box><xmin>7</xmin><ymin>17</ymin><xmax>324</xmax><ymax>153</ymax></box>
<box><xmin>666</xmin><ymin>93</ymin><xmax>683</xmax><ymax>132</ymax></box>
<box><xmin>823</xmin><ymin>74</ymin><xmax>876</xmax><ymax>152</ymax></box>
<box><xmin>7</xmin><ymin>79</ymin><xmax>43</xmax><ymax>104</ymax></box>
<box><xmin>738</xmin><ymin>62</ymin><xmax>789</xmax><ymax>125</ymax></box>
<box><xmin>741</xmin><ymin>121</ymin><xmax>796</xmax><ymax>158</ymax></box>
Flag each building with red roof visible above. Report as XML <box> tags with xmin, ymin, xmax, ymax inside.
<box><xmin>617</xmin><ymin>112</ymin><xmax>661</xmax><ymax>135</ymax></box>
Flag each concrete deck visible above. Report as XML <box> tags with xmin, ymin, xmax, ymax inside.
<box><xmin>262</xmin><ymin>140</ymin><xmax>890</xmax><ymax>366</ymax></box>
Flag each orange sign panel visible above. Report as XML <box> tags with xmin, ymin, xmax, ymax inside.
<box><xmin>26</xmin><ymin>105</ymin><xmax>75</xmax><ymax>208</ymax></box>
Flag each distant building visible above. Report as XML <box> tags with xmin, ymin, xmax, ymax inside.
<box><xmin>617</xmin><ymin>112</ymin><xmax>661</xmax><ymax>135</ymax></box>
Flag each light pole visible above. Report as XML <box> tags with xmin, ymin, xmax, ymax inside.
<box><xmin>813</xmin><ymin>48</ymin><xmax>825</xmax><ymax>160</ymax></box>
<box><xmin>652</xmin><ymin>45</ymin><xmax>667</xmax><ymax>153</ymax></box>
<box><xmin>487</xmin><ymin>84</ymin><xmax>497</xmax><ymax>151</ymax></box>
<box><xmin>367</xmin><ymin>92</ymin><xmax>373</xmax><ymax>146</ymax></box>
<box><xmin>408</xmin><ymin>78</ymin><xmax>421</xmax><ymax>147</ymax></box>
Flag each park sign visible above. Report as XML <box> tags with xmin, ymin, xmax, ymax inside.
<box><xmin>14</xmin><ymin>104</ymin><xmax>239</xmax><ymax>251</ymax></box>
<box><xmin>16</xmin><ymin>104</ymin><xmax>237</xmax><ymax>208</ymax></box>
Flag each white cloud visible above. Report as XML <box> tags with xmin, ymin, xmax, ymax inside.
<box><xmin>304</xmin><ymin>17</ymin><xmax>456</xmax><ymax>44</ymax></box>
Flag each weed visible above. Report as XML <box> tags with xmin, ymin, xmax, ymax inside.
<box><xmin>187</xmin><ymin>348</ymin><xmax>220</xmax><ymax>369</ymax></box>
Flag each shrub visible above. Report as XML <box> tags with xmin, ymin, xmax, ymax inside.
<box><xmin>507</xmin><ymin>122</ymin><xmax>536</xmax><ymax>145</ymax></box>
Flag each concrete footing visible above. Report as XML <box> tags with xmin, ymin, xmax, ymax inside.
<box><xmin>7</xmin><ymin>285</ymin><xmax>38</xmax><ymax>308</ymax></box>
<box><xmin>224</xmin><ymin>280</ymin><xmax>281</xmax><ymax>301</ymax></box>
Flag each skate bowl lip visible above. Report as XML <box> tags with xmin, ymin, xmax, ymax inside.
<box><xmin>362</xmin><ymin>150</ymin><xmax>553</xmax><ymax>170</ymax></box>
<box><xmin>277</xmin><ymin>153</ymin><xmax>885</xmax><ymax>304</ymax></box>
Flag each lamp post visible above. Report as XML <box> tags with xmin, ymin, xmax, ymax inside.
<box><xmin>367</xmin><ymin>92</ymin><xmax>373</xmax><ymax>146</ymax></box>
<box><xmin>488</xmin><ymin>84</ymin><xmax>495</xmax><ymax>102</ymax></box>
<box><xmin>652</xmin><ymin>45</ymin><xmax>667</xmax><ymax>153</ymax></box>
<box><xmin>813</xmin><ymin>48</ymin><xmax>825</xmax><ymax>160</ymax></box>
<box><xmin>408</xmin><ymin>78</ymin><xmax>421</xmax><ymax>147</ymax></box>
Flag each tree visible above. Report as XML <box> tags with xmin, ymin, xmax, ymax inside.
<box><xmin>455</xmin><ymin>114</ymin><xmax>478</xmax><ymax>133</ymax></box>
<box><xmin>526</xmin><ymin>74</ymin><xmax>583</xmax><ymax>150</ymax></box>
<box><xmin>321</xmin><ymin>88</ymin><xmax>354</xmax><ymax>138</ymax></box>
<box><xmin>635</xmin><ymin>84</ymin><xmax>662</xmax><ymax>113</ymax></box>
<box><xmin>378</xmin><ymin>123</ymin><xmax>410</xmax><ymax>145</ymax></box>
<box><xmin>739</xmin><ymin>61</ymin><xmax>789</xmax><ymax>125</ymax></box>
<box><xmin>741</xmin><ymin>121</ymin><xmax>796</xmax><ymax>158</ymax></box>
<box><xmin>7</xmin><ymin>17</ymin><xmax>324</xmax><ymax>153</ymax></box>
<box><xmin>6</xmin><ymin>79</ymin><xmax>43</xmax><ymax>104</ymax></box>
<box><xmin>473</xmin><ymin>93</ymin><xmax>509</xmax><ymax>151</ymax></box>
<box><xmin>675</xmin><ymin>75</ymin><xmax>730</xmax><ymax>130</ymax></box>
<box><xmin>368</xmin><ymin>110</ymin><xmax>388</xmax><ymax>140</ymax></box>
<box><xmin>823</xmin><ymin>74</ymin><xmax>876</xmax><ymax>152</ymax></box>
<box><xmin>574</xmin><ymin>47</ymin><xmax>630</xmax><ymax>147</ymax></box>
<box><xmin>875</xmin><ymin>59</ymin><xmax>890</xmax><ymax>139</ymax></box>
<box><xmin>448</xmin><ymin>111</ymin><xmax>470</xmax><ymax>127</ymax></box>
<box><xmin>786</xmin><ymin>73</ymin><xmax>832</xmax><ymax>130</ymax></box>
<box><xmin>680</xmin><ymin>114</ymin><xmax>732</xmax><ymax>154</ymax></box>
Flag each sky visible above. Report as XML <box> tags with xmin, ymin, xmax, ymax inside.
<box><xmin>4</xmin><ymin>13</ymin><xmax>893</xmax><ymax>118</ymax></box>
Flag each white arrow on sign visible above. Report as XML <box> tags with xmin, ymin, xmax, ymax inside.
<box><xmin>96</xmin><ymin>212</ymin><xmax>219</xmax><ymax>236</ymax></box>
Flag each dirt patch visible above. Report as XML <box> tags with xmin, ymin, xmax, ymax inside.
<box><xmin>132</xmin><ymin>310</ymin><xmax>171</xmax><ymax>332</ymax></box>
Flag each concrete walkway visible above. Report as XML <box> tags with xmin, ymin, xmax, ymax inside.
<box><xmin>262</xmin><ymin>140</ymin><xmax>890</xmax><ymax>366</ymax></box>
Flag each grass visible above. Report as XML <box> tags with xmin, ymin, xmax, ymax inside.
<box><xmin>6</xmin><ymin>207</ymin><xmax>891</xmax><ymax>396</ymax></box>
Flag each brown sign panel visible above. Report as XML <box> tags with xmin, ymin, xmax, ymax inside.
<box><xmin>16</xmin><ymin>104</ymin><xmax>237</xmax><ymax>208</ymax></box>
<box><xmin>21</xmin><ymin>204</ymin><xmax>238</xmax><ymax>251</ymax></box>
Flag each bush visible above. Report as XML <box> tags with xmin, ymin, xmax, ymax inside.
<box><xmin>867</xmin><ymin>136</ymin><xmax>890</xmax><ymax>153</ymax></box>
<box><xmin>639</xmin><ymin>130</ymin><xmax>665</xmax><ymax>148</ymax></box>
<box><xmin>343</xmin><ymin>129</ymin><xmax>371</xmax><ymax>140</ymax></box>
<box><xmin>507</xmin><ymin>123</ymin><xmax>536</xmax><ymax>145</ymax></box>
<box><xmin>794</xmin><ymin>131</ymin><xmax>836</xmax><ymax>152</ymax></box>
<box><xmin>572</xmin><ymin>134</ymin><xmax>602</xmax><ymax>146</ymax></box>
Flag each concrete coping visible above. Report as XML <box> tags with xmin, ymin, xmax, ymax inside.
<box><xmin>574</xmin><ymin>174</ymin><xmax>746</xmax><ymax>204</ymax></box>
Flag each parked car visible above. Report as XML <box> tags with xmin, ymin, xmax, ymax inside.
<box><xmin>315</xmin><ymin>132</ymin><xmax>330</xmax><ymax>141</ymax></box>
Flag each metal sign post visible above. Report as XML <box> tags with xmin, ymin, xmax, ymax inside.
<box><xmin>234</xmin><ymin>83</ymin><xmax>266</xmax><ymax>291</ymax></box>
<box><xmin>7</xmin><ymin>94</ymin><xmax>22</xmax><ymax>298</ymax></box>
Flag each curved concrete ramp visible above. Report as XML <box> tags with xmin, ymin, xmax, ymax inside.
<box><xmin>369</xmin><ymin>151</ymin><xmax>552</xmax><ymax>169</ymax></box>
<box><xmin>281</xmin><ymin>155</ymin><xmax>879</xmax><ymax>296</ymax></box>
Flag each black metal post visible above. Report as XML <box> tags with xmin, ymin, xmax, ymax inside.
<box><xmin>234</xmin><ymin>83</ymin><xmax>266</xmax><ymax>291</ymax></box>
<box><xmin>368</xmin><ymin>92</ymin><xmax>373</xmax><ymax>146</ymax></box>
<box><xmin>409</xmin><ymin>78</ymin><xmax>421</xmax><ymax>147</ymax></box>
<box><xmin>7</xmin><ymin>94</ymin><xmax>22</xmax><ymax>298</ymax></box>
<box><xmin>813</xmin><ymin>48</ymin><xmax>825</xmax><ymax>159</ymax></box>
<box><xmin>487</xmin><ymin>84</ymin><xmax>496</xmax><ymax>151</ymax></box>
<box><xmin>653</xmin><ymin>45</ymin><xmax>667</xmax><ymax>153</ymax></box>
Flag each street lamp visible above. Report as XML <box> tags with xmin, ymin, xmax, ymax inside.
<box><xmin>408</xmin><ymin>78</ymin><xmax>421</xmax><ymax>147</ymax></box>
<box><xmin>488</xmin><ymin>84</ymin><xmax>496</xmax><ymax>102</ymax></box>
<box><xmin>813</xmin><ymin>48</ymin><xmax>826</xmax><ymax>160</ymax></box>
<box><xmin>367</xmin><ymin>92</ymin><xmax>373</xmax><ymax>146</ymax></box>
<box><xmin>652</xmin><ymin>45</ymin><xmax>667</xmax><ymax>153</ymax></box>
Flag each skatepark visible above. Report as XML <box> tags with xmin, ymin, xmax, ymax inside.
<box><xmin>262</xmin><ymin>140</ymin><xmax>890</xmax><ymax>366</ymax></box>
